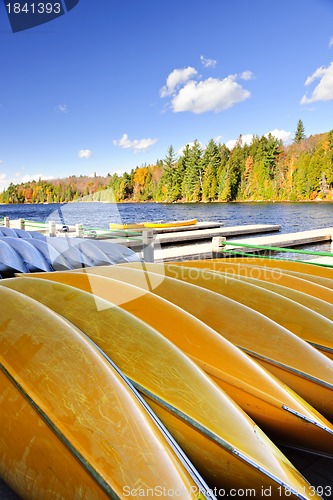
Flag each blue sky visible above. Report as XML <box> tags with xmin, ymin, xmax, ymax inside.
<box><xmin>1</xmin><ymin>0</ymin><xmax>333</xmax><ymax>190</ymax></box>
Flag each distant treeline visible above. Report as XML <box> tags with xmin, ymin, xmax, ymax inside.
<box><xmin>2</xmin><ymin>128</ymin><xmax>333</xmax><ymax>204</ymax></box>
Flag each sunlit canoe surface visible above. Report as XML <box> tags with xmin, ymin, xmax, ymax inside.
<box><xmin>0</xmin><ymin>286</ymin><xmax>203</xmax><ymax>499</ymax></box>
<box><xmin>144</xmin><ymin>218</ymin><xmax>197</xmax><ymax>228</ymax></box>
<box><xmin>189</xmin><ymin>259</ymin><xmax>333</xmax><ymax>302</ymax></box>
<box><xmin>0</xmin><ymin>278</ymin><xmax>321</xmax><ymax>499</ymax></box>
<box><xmin>12</xmin><ymin>272</ymin><xmax>333</xmax><ymax>457</ymax></box>
<box><xmin>57</xmin><ymin>264</ymin><xmax>333</xmax><ymax>421</ymax></box>
<box><xmin>217</xmin><ymin>256</ymin><xmax>333</xmax><ymax>280</ymax></box>
<box><xmin>147</xmin><ymin>262</ymin><xmax>333</xmax><ymax>361</ymax></box>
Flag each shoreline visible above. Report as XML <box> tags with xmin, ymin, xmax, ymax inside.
<box><xmin>1</xmin><ymin>199</ymin><xmax>333</xmax><ymax>206</ymax></box>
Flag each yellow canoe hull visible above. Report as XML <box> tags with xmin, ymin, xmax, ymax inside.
<box><xmin>60</xmin><ymin>264</ymin><xmax>333</xmax><ymax>421</ymax></box>
<box><xmin>144</xmin><ymin>218</ymin><xmax>197</xmax><ymax>228</ymax></box>
<box><xmin>109</xmin><ymin>222</ymin><xmax>144</xmax><ymax>230</ymax></box>
<box><xmin>1</xmin><ymin>277</ymin><xmax>320</xmax><ymax>498</ymax></box>
<box><xmin>0</xmin><ymin>287</ymin><xmax>199</xmax><ymax>499</ymax></box>
<box><xmin>218</xmin><ymin>256</ymin><xmax>333</xmax><ymax>280</ymax></box>
<box><xmin>151</xmin><ymin>262</ymin><xmax>333</xmax><ymax>361</ymax></box>
<box><xmin>216</xmin><ymin>257</ymin><xmax>333</xmax><ymax>291</ymax></box>
<box><xmin>18</xmin><ymin>271</ymin><xmax>333</xmax><ymax>456</ymax></box>
<box><xmin>197</xmin><ymin>259</ymin><xmax>333</xmax><ymax>302</ymax></box>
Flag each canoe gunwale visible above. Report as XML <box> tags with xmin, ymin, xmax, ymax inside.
<box><xmin>242</xmin><ymin>347</ymin><xmax>333</xmax><ymax>391</ymax></box>
<box><xmin>232</xmin><ymin>450</ymin><xmax>307</xmax><ymax>500</ymax></box>
<box><xmin>281</xmin><ymin>405</ymin><xmax>333</xmax><ymax>435</ymax></box>
<box><xmin>134</xmin><ymin>361</ymin><xmax>333</xmax><ymax>464</ymax></box>
<box><xmin>131</xmin><ymin>379</ymin><xmax>308</xmax><ymax>496</ymax></box>
<box><xmin>308</xmin><ymin>342</ymin><xmax>333</xmax><ymax>356</ymax></box>
<box><xmin>83</xmin><ymin>330</ymin><xmax>215</xmax><ymax>499</ymax></box>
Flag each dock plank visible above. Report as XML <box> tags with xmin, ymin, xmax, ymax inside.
<box><xmin>156</xmin><ymin>224</ymin><xmax>281</xmax><ymax>245</ymax></box>
<box><xmin>95</xmin><ymin>224</ymin><xmax>281</xmax><ymax>251</ymax></box>
<box><xmin>153</xmin><ymin>227</ymin><xmax>333</xmax><ymax>262</ymax></box>
<box><xmin>223</xmin><ymin>227</ymin><xmax>333</xmax><ymax>253</ymax></box>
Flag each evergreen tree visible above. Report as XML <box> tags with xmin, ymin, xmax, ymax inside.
<box><xmin>159</xmin><ymin>145</ymin><xmax>177</xmax><ymax>201</ymax></box>
<box><xmin>201</xmin><ymin>139</ymin><xmax>220</xmax><ymax>201</ymax></box>
<box><xmin>182</xmin><ymin>140</ymin><xmax>203</xmax><ymax>201</ymax></box>
<box><xmin>294</xmin><ymin>119</ymin><xmax>306</xmax><ymax>143</ymax></box>
<box><xmin>220</xmin><ymin>138</ymin><xmax>245</xmax><ymax>201</ymax></box>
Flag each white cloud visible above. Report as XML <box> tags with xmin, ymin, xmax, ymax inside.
<box><xmin>21</xmin><ymin>174</ymin><xmax>54</xmax><ymax>183</ymax></box>
<box><xmin>0</xmin><ymin>172</ymin><xmax>55</xmax><ymax>190</ymax></box>
<box><xmin>214</xmin><ymin>135</ymin><xmax>223</xmax><ymax>144</ymax></box>
<box><xmin>200</xmin><ymin>55</ymin><xmax>217</xmax><ymax>68</ymax></box>
<box><xmin>55</xmin><ymin>104</ymin><xmax>69</xmax><ymax>113</ymax></box>
<box><xmin>329</xmin><ymin>36</ymin><xmax>333</xmax><ymax>48</ymax></box>
<box><xmin>265</xmin><ymin>129</ymin><xmax>292</xmax><ymax>143</ymax></box>
<box><xmin>239</xmin><ymin>70</ymin><xmax>255</xmax><ymax>81</ymax></box>
<box><xmin>225</xmin><ymin>129</ymin><xmax>291</xmax><ymax>150</ymax></box>
<box><xmin>0</xmin><ymin>160</ymin><xmax>3</xmax><ymax>165</ymax></box>
<box><xmin>78</xmin><ymin>149</ymin><xmax>93</xmax><ymax>159</ymax></box>
<box><xmin>113</xmin><ymin>133</ymin><xmax>158</xmax><ymax>153</ymax></box>
<box><xmin>171</xmin><ymin>76</ymin><xmax>251</xmax><ymax>114</ymax></box>
<box><xmin>225</xmin><ymin>134</ymin><xmax>254</xmax><ymax>150</ymax></box>
<box><xmin>160</xmin><ymin>67</ymin><xmax>198</xmax><ymax>97</ymax></box>
<box><xmin>301</xmin><ymin>62</ymin><xmax>333</xmax><ymax>104</ymax></box>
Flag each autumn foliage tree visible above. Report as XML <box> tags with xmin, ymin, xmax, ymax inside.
<box><xmin>2</xmin><ymin>128</ymin><xmax>333</xmax><ymax>205</ymax></box>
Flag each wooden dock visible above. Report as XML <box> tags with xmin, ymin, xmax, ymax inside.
<box><xmin>93</xmin><ymin>223</ymin><xmax>281</xmax><ymax>253</ymax></box>
<box><xmin>223</xmin><ymin>227</ymin><xmax>333</xmax><ymax>253</ymax></box>
<box><xmin>156</xmin><ymin>224</ymin><xmax>281</xmax><ymax>245</ymax></box>
<box><xmin>152</xmin><ymin>227</ymin><xmax>333</xmax><ymax>262</ymax></box>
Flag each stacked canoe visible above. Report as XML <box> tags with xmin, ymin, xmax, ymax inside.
<box><xmin>0</xmin><ymin>227</ymin><xmax>141</xmax><ymax>278</ymax></box>
<box><xmin>1</xmin><ymin>252</ymin><xmax>333</xmax><ymax>498</ymax></box>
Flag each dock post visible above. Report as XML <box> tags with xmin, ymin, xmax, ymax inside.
<box><xmin>143</xmin><ymin>229</ymin><xmax>155</xmax><ymax>262</ymax></box>
<box><xmin>19</xmin><ymin>218</ymin><xmax>25</xmax><ymax>230</ymax></box>
<box><xmin>212</xmin><ymin>237</ymin><xmax>226</xmax><ymax>259</ymax></box>
<box><xmin>4</xmin><ymin>216</ymin><xmax>10</xmax><ymax>228</ymax></box>
<box><xmin>76</xmin><ymin>223</ymin><xmax>84</xmax><ymax>238</ymax></box>
<box><xmin>48</xmin><ymin>220</ymin><xmax>57</xmax><ymax>237</ymax></box>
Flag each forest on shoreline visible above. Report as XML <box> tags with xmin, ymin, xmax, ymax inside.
<box><xmin>1</xmin><ymin>125</ymin><xmax>333</xmax><ymax>205</ymax></box>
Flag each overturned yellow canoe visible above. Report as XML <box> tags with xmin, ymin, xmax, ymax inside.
<box><xmin>1</xmin><ymin>277</ymin><xmax>321</xmax><ymax>498</ymax></box>
<box><xmin>109</xmin><ymin>222</ymin><xmax>144</xmax><ymax>230</ymax></box>
<box><xmin>144</xmin><ymin>218</ymin><xmax>197</xmax><ymax>228</ymax></box>
<box><xmin>14</xmin><ymin>272</ymin><xmax>333</xmax><ymax>456</ymax></box>
<box><xmin>188</xmin><ymin>259</ymin><xmax>333</xmax><ymax>302</ymax></box>
<box><xmin>146</xmin><ymin>262</ymin><xmax>333</xmax><ymax>361</ymax></box>
<box><xmin>214</xmin><ymin>257</ymin><xmax>333</xmax><ymax>290</ymax></box>
<box><xmin>13</xmin><ymin>273</ymin><xmax>333</xmax><ymax>454</ymax></box>
<box><xmin>0</xmin><ymin>286</ymin><xmax>202</xmax><ymax>499</ymax></box>
<box><xmin>217</xmin><ymin>256</ymin><xmax>333</xmax><ymax>280</ymax></box>
<box><xmin>61</xmin><ymin>264</ymin><xmax>333</xmax><ymax>421</ymax></box>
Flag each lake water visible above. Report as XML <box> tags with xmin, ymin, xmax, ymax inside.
<box><xmin>1</xmin><ymin>201</ymin><xmax>333</xmax><ymax>257</ymax></box>
<box><xmin>1</xmin><ymin>201</ymin><xmax>333</xmax><ymax>231</ymax></box>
